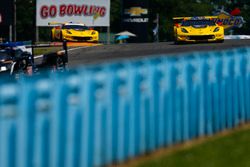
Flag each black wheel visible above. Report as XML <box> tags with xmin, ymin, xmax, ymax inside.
<box><xmin>60</xmin><ymin>32</ymin><xmax>63</xmax><ymax>42</ymax></box>
<box><xmin>56</xmin><ymin>56</ymin><xmax>66</xmax><ymax>71</ymax></box>
<box><xmin>50</xmin><ymin>32</ymin><xmax>54</xmax><ymax>42</ymax></box>
<box><xmin>218</xmin><ymin>39</ymin><xmax>224</xmax><ymax>43</ymax></box>
<box><xmin>174</xmin><ymin>35</ymin><xmax>180</xmax><ymax>45</ymax></box>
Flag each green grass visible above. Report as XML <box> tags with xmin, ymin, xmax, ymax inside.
<box><xmin>33</xmin><ymin>47</ymin><xmax>63</xmax><ymax>55</ymax></box>
<box><xmin>135</xmin><ymin>127</ymin><xmax>250</xmax><ymax>167</ymax></box>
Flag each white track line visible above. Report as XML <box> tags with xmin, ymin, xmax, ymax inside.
<box><xmin>34</xmin><ymin>45</ymin><xmax>95</xmax><ymax>59</ymax></box>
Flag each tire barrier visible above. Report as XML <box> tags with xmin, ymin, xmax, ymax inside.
<box><xmin>0</xmin><ymin>47</ymin><xmax>250</xmax><ymax>167</ymax></box>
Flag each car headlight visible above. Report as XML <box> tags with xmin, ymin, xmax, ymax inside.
<box><xmin>66</xmin><ymin>30</ymin><xmax>72</xmax><ymax>34</ymax></box>
<box><xmin>181</xmin><ymin>28</ymin><xmax>188</xmax><ymax>33</ymax></box>
<box><xmin>0</xmin><ymin>66</ymin><xmax>7</xmax><ymax>72</ymax></box>
<box><xmin>213</xmin><ymin>27</ymin><xmax>220</xmax><ymax>32</ymax></box>
<box><xmin>91</xmin><ymin>31</ymin><xmax>96</xmax><ymax>35</ymax></box>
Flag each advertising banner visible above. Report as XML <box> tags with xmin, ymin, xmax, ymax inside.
<box><xmin>36</xmin><ymin>0</ymin><xmax>110</xmax><ymax>27</ymax></box>
<box><xmin>122</xmin><ymin>0</ymin><xmax>149</xmax><ymax>42</ymax></box>
<box><xmin>0</xmin><ymin>0</ymin><xmax>13</xmax><ymax>26</ymax></box>
<box><xmin>214</xmin><ymin>11</ymin><xmax>245</xmax><ymax>30</ymax></box>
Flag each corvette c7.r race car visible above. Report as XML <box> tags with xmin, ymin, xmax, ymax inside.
<box><xmin>173</xmin><ymin>16</ymin><xmax>224</xmax><ymax>43</ymax></box>
<box><xmin>49</xmin><ymin>22</ymin><xmax>99</xmax><ymax>42</ymax></box>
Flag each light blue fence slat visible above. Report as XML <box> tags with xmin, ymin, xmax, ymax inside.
<box><xmin>208</xmin><ymin>54</ymin><xmax>222</xmax><ymax>134</ymax></box>
<box><xmin>147</xmin><ymin>60</ymin><xmax>158</xmax><ymax>152</ymax></box>
<box><xmin>198</xmin><ymin>55</ymin><xmax>209</xmax><ymax>137</ymax></box>
<box><xmin>50</xmin><ymin>75</ymin><xmax>69</xmax><ymax>167</ymax></box>
<box><xmin>34</xmin><ymin>79</ymin><xmax>52</xmax><ymax>167</ymax></box>
<box><xmin>156</xmin><ymin>59</ymin><xmax>168</xmax><ymax>147</ymax></box>
<box><xmin>0</xmin><ymin>84</ymin><xmax>18</xmax><ymax>167</ymax></box>
<box><xmin>79</xmin><ymin>71</ymin><xmax>95</xmax><ymax>167</ymax></box>
<box><xmin>149</xmin><ymin>58</ymin><xmax>167</xmax><ymax>148</ymax></box>
<box><xmin>235</xmin><ymin>49</ymin><xmax>247</xmax><ymax>124</ymax></box>
<box><xmin>189</xmin><ymin>57</ymin><xmax>200</xmax><ymax>139</ymax></box>
<box><xmin>181</xmin><ymin>55</ymin><xmax>196</xmax><ymax>142</ymax></box>
<box><xmin>107</xmin><ymin>64</ymin><xmax>123</xmax><ymax>163</ymax></box>
<box><xmin>126</xmin><ymin>63</ymin><xmax>140</xmax><ymax>158</ymax></box>
<box><xmin>212</xmin><ymin>55</ymin><xmax>223</xmax><ymax>133</ymax></box>
<box><xmin>245</xmin><ymin>48</ymin><xmax>250</xmax><ymax>120</ymax></box>
<box><xmin>164</xmin><ymin>58</ymin><xmax>177</xmax><ymax>146</ymax></box>
<box><xmin>215</xmin><ymin>54</ymin><xmax>224</xmax><ymax>132</ymax></box>
<box><xmin>232</xmin><ymin>53</ymin><xmax>241</xmax><ymax>127</ymax></box>
<box><xmin>17</xmin><ymin>80</ymin><xmax>37</xmax><ymax>167</ymax></box>
<box><xmin>224</xmin><ymin>53</ymin><xmax>234</xmax><ymax>129</ymax></box>
<box><xmin>65</xmin><ymin>75</ymin><xmax>82</xmax><ymax>167</ymax></box>
<box><xmin>205</xmin><ymin>53</ymin><xmax>217</xmax><ymax>136</ymax></box>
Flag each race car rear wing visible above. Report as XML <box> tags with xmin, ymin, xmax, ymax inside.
<box><xmin>173</xmin><ymin>16</ymin><xmax>218</xmax><ymax>24</ymax></box>
<box><xmin>48</xmin><ymin>22</ymin><xmax>65</xmax><ymax>26</ymax></box>
<box><xmin>48</xmin><ymin>22</ymin><xmax>86</xmax><ymax>26</ymax></box>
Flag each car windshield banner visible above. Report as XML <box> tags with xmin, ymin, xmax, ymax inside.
<box><xmin>122</xmin><ymin>0</ymin><xmax>149</xmax><ymax>42</ymax></box>
<box><xmin>0</xmin><ymin>0</ymin><xmax>13</xmax><ymax>26</ymax></box>
<box><xmin>36</xmin><ymin>0</ymin><xmax>110</xmax><ymax>27</ymax></box>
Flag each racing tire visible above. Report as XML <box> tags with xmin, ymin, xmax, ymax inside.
<box><xmin>174</xmin><ymin>40</ymin><xmax>183</xmax><ymax>45</ymax></box>
<box><xmin>60</xmin><ymin>32</ymin><xmax>64</xmax><ymax>42</ymax></box>
<box><xmin>217</xmin><ymin>39</ymin><xmax>224</xmax><ymax>43</ymax></box>
<box><xmin>50</xmin><ymin>32</ymin><xmax>54</xmax><ymax>42</ymax></box>
<box><xmin>56</xmin><ymin>56</ymin><xmax>66</xmax><ymax>71</ymax></box>
<box><xmin>174</xmin><ymin>40</ymin><xmax>179</xmax><ymax>45</ymax></box>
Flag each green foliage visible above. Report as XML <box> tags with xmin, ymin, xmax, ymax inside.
<box><xmin>110</xmin><ymin>0</ymin><xmax>121</xmax><ymax>32</ymax></box>
<box><xmin>15</xmin><ymin>0</ymin><xmax>250</xmax><ymax>42</ymax></box>
<box><xmin>16</xmin><ymin>0</ymin><xmax>35</xmax><ymax>41</ymax></box>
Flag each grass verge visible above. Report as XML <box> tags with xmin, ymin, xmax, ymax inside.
<box><xmin>33</xmin><ymin>47</ymin><xmax>63</xmax><ymax>56</ymax></box>
<box><xmin>117</xmin><ymin>124</ymin><xmax>250</xmax><ymax>167</ymax></box>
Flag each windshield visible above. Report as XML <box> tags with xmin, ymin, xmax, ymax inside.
<box><xmin>0</xmin><ymin>50</ymin><xmax>11</xmax><ymax>60</ymax></box>
<box><xmin>181</xmin><ymin>20</ymin><xmax>216</xmax><ymax>27</ymax></box>
<box><xmin>62</xmin><ymin>25</ymin><xmax>88</xmax><ymax>30</ymax></box>
<box><xmin>0</xmin><ymin>50</ymin><xmax>10</xmax><ymax>56</ymax></box>
<box><xmin>0</xmin><ymin>48</ymin><xmax>24</xmax><ymax>58</ymax></box>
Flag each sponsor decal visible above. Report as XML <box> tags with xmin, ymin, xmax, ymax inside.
<box><xmin>191</xmin><ymin>16</ymin><xmax>206</xmax><ymax>20</ymax></box>
<box><xmin>123</xmin><ymin>7</ymin><xmax>148</xmax><ymax>23</ymax></box>
<box><xmin>123</xmin><ymin>18</ymin><xmax>149</xmax><ymax>23</ymax></box>
<box><xmin>36</xmin><ymin>0</ymin><xmax>110</xmax><ymax>27</ymax></box>
<box><xmin>124</xmin><ymin>7</ymin><xmax>148</xmax><ymax>17</ymax></box>
<box><xmin>40</xmin><ymin>5</ymin><xmax>107</xmax><ymax>19</ymax></box>
<box><xmin>214</xmin><ymin>11</ymin><xmax>245</xmax><ymax>29</ymax></box>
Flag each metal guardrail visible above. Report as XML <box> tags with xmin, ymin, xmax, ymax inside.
<box><xmin>0</xmin><ymin>47</ymin><xmax>250</xmax><ymax>167</ymax></box>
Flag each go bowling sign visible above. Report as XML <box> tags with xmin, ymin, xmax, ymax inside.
<box><xmin>36</xmin><ymin>0</ymin><xmax>110</xmax><ymax>27</ymax></box>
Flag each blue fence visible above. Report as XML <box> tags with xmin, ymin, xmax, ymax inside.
<box><xmin>1</xmin><ymin>47</ymin><xmax>250</xmax><ymax>167</ymax></box>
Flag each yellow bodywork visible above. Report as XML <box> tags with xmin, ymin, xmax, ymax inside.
<box><xmin>50</xmin><ymin>23</ymin><xmax>99</xmax><ymax>42</ymax></box>
<box><xmin>173</xmin><ymin>16</ymin><xmax>224</xmax><ymax>43</ymax></box>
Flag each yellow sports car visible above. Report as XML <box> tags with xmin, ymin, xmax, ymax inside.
<box><xmin>49</xmin><ymin>22</ymin><xmax>99</xmax><ymax>42</ymax></box>
<box><xmin>173</xmin><ymin>16</ymin><xmax>224</xmax><ymax>43</ymax></box>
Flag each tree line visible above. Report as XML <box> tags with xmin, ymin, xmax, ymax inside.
<box><xmin>16</xmin><ymin>0</ymin><xmax>250</xmax><ymax>42</ymax></box>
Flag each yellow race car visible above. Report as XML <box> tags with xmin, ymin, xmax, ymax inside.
<box><xmin>173</xmin><ymin>16</ymin><xmax>224</xmax><ymax>43</ymax></box>
<box><xmin>49</xmin><ymin>22</ymin><xmax>99</xmax><ymax>42</ymax></box>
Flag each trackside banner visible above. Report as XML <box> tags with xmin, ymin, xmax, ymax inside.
<box><xmin>36</xmin><ymin>0</ymin><xmax>110</xmax><ymax>27</ymax></box>
<box><xmin>122</xmin><ymin>0</ymin><xmax>149</xmax><ymax>43</ymax></box>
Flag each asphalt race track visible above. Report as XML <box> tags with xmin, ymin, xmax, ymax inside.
<box><xmin>68</xmin><ymin>39</ymin><xmax>250</xmax><ymax>68</ymax></box>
